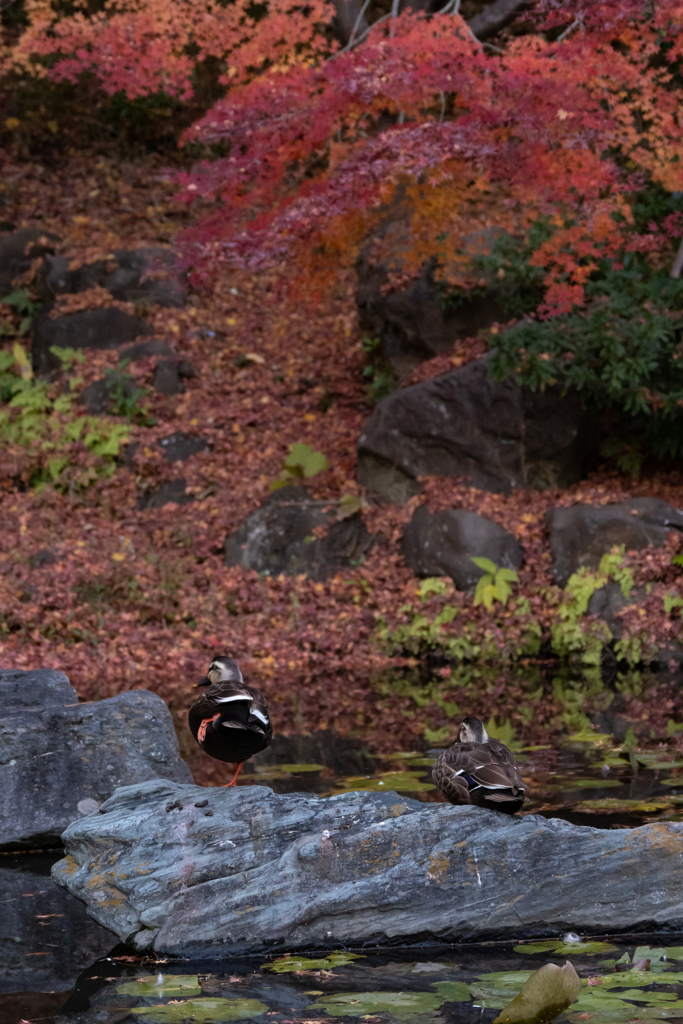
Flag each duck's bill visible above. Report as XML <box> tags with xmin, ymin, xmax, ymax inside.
<box><xmin>193</xmin><ymin>675</ymin><xmax>210</xmax><ymax>688</ymax></box>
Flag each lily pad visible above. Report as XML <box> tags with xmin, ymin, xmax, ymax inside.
<box><xmin>661</xmin><ymin>778</ymin><xmax>683</xmax><ymax>787</ymax></box>
<box><xmin>664</xmin><ymin>947</ymin><xmax>683</xmax><ymax>960</ymax></box>
<box><xmin>252</xmin><ymin>763</ymin><xmax>324</xmax><ymax>778</ymax></box>
<box><xmin>430</xmin><ymin>981</ymin><xmax>472</xmax><ymax>1002</ymax></box>
<box><xmin>470</xmin><ymin>971</ymin><xmax>534</xmax><ymax>1008</ymax></box>
<box><xmin>333</xmin><ymin>772</ymin><xmax>436</xmax><ymax>793</ymax></box>
<box><xmin>309</xmin><ymin>991</ymin><xmax>445</xmax><ymax>1017</ymax></box>
<box><xmin>576</xmin><ymin>797</ymin><xmax>671</xmax><ymax>812</ymax></box>
<box><xmin>131</xmin><ymin>997</ymin><xmax>269</xmax><ymax>1022</ymax></box>
<box><xmin>117</xmin><ymin>975</ymin><xmax>201</xmax><ymax>997</ymax></box>
<box><xmin>265</xmin><ymin>952</ymin><xmax>361</xmax><ymax>973</ymax></box>
<box><xmin>493</xmin><ymin>961</ymin><xmax>581</xmax><ymax>1024</ymax></box>
<box><xmin>553</xmin><ymin>778</ymin><xmax>624</xmax><ymax>789</ymax></box>
<box><xmin>514</xmin><ymin>941</ymin><xmax>618</xmax><ymax>956</ymax></box>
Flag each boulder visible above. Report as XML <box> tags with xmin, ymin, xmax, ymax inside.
<box><xmin>358</xmin><ymin>357</ymin><xmax>592</xmax><ymax>500</ymax></box>
<box><xmin>78</xmin><ymin>370</ymin><xmax>139</xmax><ymax>415</ymax></box>
<box><xmin>546</xmin><ymin>498</ymin><xmax>683</xmax><ymax>587</ymax></box>
<box><xmin>137</xmin><ymin>479</ymin><xmax>194</xmax><ymax>510</ymax></box>
<box><xmin>224</xmin><ymin>485</ymin><xmax>373</xmax><ymax>581</ymax></box>
<box><xmin>154</xmin><ymin>357</ymin><xmax>195</xmax><ymax>396</ymax></box>
<box><xmin>0</xmin><ymin>228</ymin><xmax>59</xmax><ymax>296</ymax></box>
<box><xmin>587</xmin><ymin>582</ymin><xmax>683</xmax><ymax>668</ymax></box>
<box><xmin>53</xmin><ymin>779</ymin><xmax>683</xmax><ymax>956</ymax></box>
<box><xmin>0</xmin><ymin>851</ymin><xmax>113</xmax><ymax>996</ymax></box>
<box><xmin>357</xmin><ymin>216</ymin><xmax>507</xmax><ymax>378</ymax></box>
<box><xmin>119</xmin><ymin>339</ymin><xmax>176</xmax><ymax>362</ymax></box>
<box><xmin>31</xmin><ymin>307</ymin><xmax>151</xmax><ymax>374</ymax></box>
<box><xmin>402</xmin><ymin>505</ymin><xmax>523</xmax><ymax>589</ymax></box>
<box><xmin>158</xmin><ymin>431</ymin><xmax>210</xmax><ymax>462</ymax></box>
<box><xmin>37</xmin><ymin>247</ymin><xmax>186</xmax><ymax>308</ymax></box>
<box><xmin>0</xmin><ymin>669</ymin><xmax>193</xmax><ymax>851</ymax></box>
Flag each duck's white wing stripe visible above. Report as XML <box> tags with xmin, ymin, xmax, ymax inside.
<box><xmin>250</xmin><ymin>708</ymin><xmax>269</xmax><ymax>726</ymax></box>
<box><xmin>215</xmin><ymin>694</ymin><xmax>251</xmax><ymax>704</ymax></box>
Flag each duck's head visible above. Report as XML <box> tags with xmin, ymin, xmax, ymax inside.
<box><xmin>195</xmin><ymin>656</ymin><xmax>244</xmax><ymax>687</ymax></box>
<box><xmin>459</xmin><ymin>716</ymin><xmax>488</xmax><ymax>744</ymax></box>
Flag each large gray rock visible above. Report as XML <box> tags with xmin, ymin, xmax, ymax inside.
<box><xmin>54</xmin><ymin>779</ymin><xmax>683</xmax><ymax>956</ymax></box>
<box><xmin>588</xmin><ymin>582</ymin><xmax>683</xmax><ymax>667</ymax></box>
<box><xmin>357</xmin><ymin>217</ymin><xmax>507</xmax><ymax>378</ymax></box>
<box><xmin>0</xmin><ymin>228</ymin><xmax>59</xmax><ymax>296</ymax></box>
<box><xmin>225</xmin><ymin>485</ymin><xmax>373</xmax><ymax>581</ymax></box>
<box><xmin>37</xmin><ymin>247</ymin><xmax>186</xmax><ymax>308</ymax></box>
<box><xmin>402</xmin><ymin>505</ymin><xmax>523</xmax><ymax>589</ymax></box>
<box><xmin>546</xmin><ymin>498</ymin><xmax>683</xmax><ymax>586</ymax></box>
<box><xmin>358</xmin><ymin>357</ymin><xmax>592</xmax><ymax>500</ymax></box>
<box><xmin>0</xmin><ymin>670</ymin><xmax>193</xmax><ymax>851</ymax></box>
<box><xmin>31</xmin><ymin>306</ymin><xmax>151</xmax><ymax>374</ymax></box>
<box><xmin>0</xmin><ymin>852</ymin><xmax>113</xmax><ymax>995</ymax></box>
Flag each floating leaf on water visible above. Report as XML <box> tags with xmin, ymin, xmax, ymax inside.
<box><xmin>332</xmin><ymin>772</ymin><xmax>436</xmax><ymax>793</ymax></box>
<box><xmin>553</xmin><ymin>778</ymin><xmax>624</xmax><ymax>789</ymax></box>
<box><xmin>576</xmin><ymin>798</ymin><xmax>671</xmax><ymax>812</ymax></box>
<box><xmin>309</xmin><ymin>991</ymin><xmax>445</xmax><ymax>1018</ymax></box>
<box><xmin>410</xmin><ymin>963</ymin><xmax>451</xmax><ymax>973</ymax></box>
<box><xmin>492</xmin><ymin>961</ymin><xmax>581</xmax><ymax>1024</ymax></box>
<box><xmin>264</xmin><ymin>952</ymin><xmax>361</xmax><ymax>974</ymax></box>
<box><xmin>430</xmin><ymin>981</ymin><xmax>471</xmax><ymax>1002</ymax></box>
<box><xmin>131</xmin><ymin>997</ymin><xmax>269</xmax><ymax>1022</ymax></box>
<box><xmin>634</xmin><ymin>947</ymin><xmax>667</xmax><ymax>964</ymax></box>
<box><xmin>664</xmin><ymin>948</ymin><xmax>683</xmax><ymax>960</ymax></box>
<box><xmin>470</xmin><ymin>971</ymin><xmax>534</xmax><ymax>1008</ymax></box>
<box><xmin>252</xmin><ymin>764</ymin><xmax>325</xmax><ymax>777</ymax></box>
<box><xmin>661</xmin><ymin>779</ymin><xmax>683</xmax><ymax>787</ymax></box>
<box><xmin>117</xmin><ymin>975</ymin><xmax>201</xmax><ymax>997</ymax></box>
<box><xmin>515</xmin><ymin>942</ymin><xmax>617</xmax><ymax>956</ymax></box>
<box><xmin>564</xmin><ymin>732</ymin><xmax>615</xmax><ymax>747</ymax></box>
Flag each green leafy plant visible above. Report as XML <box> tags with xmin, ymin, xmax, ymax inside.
<box><xmin>550</xmin><ymin>546</ymin><xmax>634</xmax><ymax>666</ymax></box>
<box><xmin>471</xmin><ymin>557</ymin><xmax>519</xmax><ymax>611</ymax></box>
<box><xmin>361</xmin><ymin>336</ymin><xmax>397</xmax><ymax>403</ymax></box>
<box><xmin>0</xmin><ymin>342</ymin><xmax>131</xmax><ymax>490</ymax></box>
<box><xmin>0</xmin><ymin>288</ymin><xmax>41</xmax><ymax>336</ymax></box>
<box><xmin>269</xmin><ymin>442</ymin><xmax>327</xmax><ymax>491</ymax></box>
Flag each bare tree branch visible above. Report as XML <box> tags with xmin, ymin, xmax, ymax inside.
<box><xmin>467</xmin><ymin>0</ymin><xmax>527</xmax><ymax>40</ymax></box>
<box><xmin>333</xmin><ymin>0</ymin><xmax>370</xmax><ymax>45</ymax></box>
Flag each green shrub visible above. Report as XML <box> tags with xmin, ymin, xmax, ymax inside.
<box><xmin>0</xmin><ymin>343</ymin><xmax>131</xmax><ymax>489</ymax></box>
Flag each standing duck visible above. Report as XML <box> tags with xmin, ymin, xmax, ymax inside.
<box><xmin>432</xmin><ymin>716</ymin><xmax>529</xmax><ymax>814</ymax></box>
<box><xmin>188</xmin><ymin>656</ymin><xmax>272</xmax><ymax>786</ymax></box>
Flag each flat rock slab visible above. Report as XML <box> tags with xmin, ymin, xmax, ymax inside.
<box><xmin>0</xmin><ymin>671</ymin><xmax>193</xmax><ymax>851</ymax></box>
<box><xmin>54</xmin><ymin>780</ymin><xmax>683</xmax><ymax>956</ymax></box>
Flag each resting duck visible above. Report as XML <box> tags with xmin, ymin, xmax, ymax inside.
<box><xmin>188</xmin><ymin>656</ymin><xmax>272</xmax><ymax>786</ymax></box>
<box><xmin>432</xmin><ymin>716</ymin><xmax>529</xmax><ymax>814</ymax></box>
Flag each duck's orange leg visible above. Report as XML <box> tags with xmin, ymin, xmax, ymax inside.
<box><xmin>197</xmin><ymin>713</ymin><xmax>221</xmax><ymax>743</ymax></box>
<box><xmin>223</xmin><ymin>762</ymin><xmax>244</xmax><ymax>787</ymax></box>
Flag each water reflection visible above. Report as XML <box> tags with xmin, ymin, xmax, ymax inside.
<box><xmin>50</xmin><ymin>940</ymin><xmax>683</xmax><ymax>1024</ymax></box>
<box><xmin>0</xmin><ymin>851</ymin><xmax>114</xmax><ymax>1024</ymax></box>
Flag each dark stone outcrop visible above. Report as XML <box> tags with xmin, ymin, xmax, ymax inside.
<box><xmin>546</xmin><ymin>498</ymin><xmax>683</xmax><ymax>587</ymax></box>
<box><xmin>78</xmin><ymin>370</ymin><xmax>139</xmax><ymax>415</ymax></box>
<box><xmin>587</xmin><ymin>582</ymin><xmax>683</xmax><ymax>667</ymax></box>
<box><xmin>0</xmin><ymin>669</ymin><xmax>193</xmax><ymax>851</ymax></box>
<box><xmin>0</xmin><ymin>228</ymin><xmax>59</xmax><ymax>295</ymax></box>
<box><xmin>357</xmin><ymin>225</ymin><xmax>507</xmax><ymax>378</ymax></box>
<box><xmin>137</xmin><ymin>479</ymin><xmax>193</xmax><ymax>510</ymax></box>
<box><xmin>53</xmin><ymin>779</ymin><xmax>683</xmax><ymax>956</ymax></box>
<box><xmin>31</xmin><ymin>307</ymin><xmax>151</xmax><ymax>374</ymax></box>
<box><xmin>402</xmin><ymin>505</ymin><xmax>523</xmax><ymax>589</ymax></box>
<box><xmin>119</xmin><ymin>339</ymin><xmax>175</xmax><ymax>362</ymax></box>
<box><xmin>153</xmin><ymin>357</ymin><xmax>195</xmax><ymax>395</ymax></box>
<box><xmin>158</xmin><ymin>431</ymin><xmax>210</xmax><ymax>462</ymax></box>
<box><xmin>0</xmin><ymin>851</ymin><xmax>113</xmax><ymax>996</ymax></box>
<box><xmin>37</xmin><ymin>247</ymin><xmax>186</xmax><ymax>308</ymax></box>
<box><xmin>358</xmin><ymin>357</ymin><xmax>592</xmax><ymax>500</ymax></box>
<box><xmin>224</xmin><ymin>485</ymin><xmax>373</xmax><ymax>581</ymax></box>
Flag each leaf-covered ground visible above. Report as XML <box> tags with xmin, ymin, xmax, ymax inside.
<box><xmin>2</xmin><ymin>155</ymin><xmax>683</xmax><ymax>785</ymax></box>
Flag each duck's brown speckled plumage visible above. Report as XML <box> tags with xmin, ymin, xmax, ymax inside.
<box><xmin>432</xmin><ymin>716</ymin><xmax>528</xmax><ymax>814</ymax></box>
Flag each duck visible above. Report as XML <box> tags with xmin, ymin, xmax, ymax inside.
<box><xmin>432</xmin><ymin>716</ymin><xmax>529</xmax><ymax>814</ymax></box>
<box><xmin>188</xmin><ymin>656</ymin><xmax>272</xmax><ymax>786</ymax></box>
